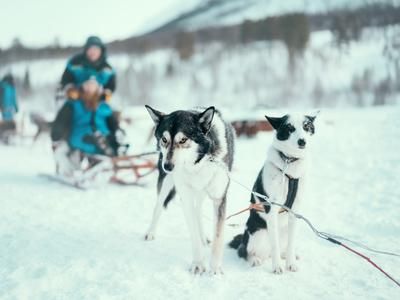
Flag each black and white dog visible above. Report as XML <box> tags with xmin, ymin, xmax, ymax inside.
<box><xmin>229</xmin><ymin>112</ymin><xmax>318</xmax><ymax>274</ymax></box>
<box><xmin>144</xmin><ymin>106</ymin><xmax>235</xmax><ymax>274</ymax></box>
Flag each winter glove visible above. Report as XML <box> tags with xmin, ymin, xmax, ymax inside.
<box><xmin>66</xmin><ymin>87</ymin><xmax>80</xmax><ymax>100</ymax></box>
<box><xmin>115</xmin><ymin>128</ymin><xmax>126</xmax><ymax>145</ymax></box>
<box><xmin>115</xmin><ymin>128</ymin><xmax>129</xmax><ymax>155</ymax></box>
<box><xmin>83</xmin><ymin>132</ymin><xmax>114</xmax><ymax>156</ymax></box>
<box><xmin>104</xmin><ymin>89</ymin><xmax>112</xmax><ymax>102</ymax></box>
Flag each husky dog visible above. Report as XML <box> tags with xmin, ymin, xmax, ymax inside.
<box><xmin>229</xmin><ymin>112</ymin><xmax>318</xmax><ymax>274</ymax></box>
<box><xmin>144</xmin><ymin>105</ymin><xmax>235</xmax><ymax>274</ymax></box>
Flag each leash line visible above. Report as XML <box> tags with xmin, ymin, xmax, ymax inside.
<box><xmin>234</xmin><ymin>179</ymin><xmax>400</xmax><ymax>287</ymax></box>
<box><xmin>224</xmin><ymin>163</ymin><xmax>400</xmax><ymax>257</ymax></box>
<box><xmin>319</xmin><ymin>232</ymin><xmax>400</xmax><ymax>258</ymax></box>
<box><xmin>229</xmin><ymin>174</ymin><xmax>400</xmax><ymax>257</ymax></box>
<box><xmin>211</xmin><ymin>159</ymin><xmax>400</xmax><ymax>288</ymax></box>
<box><xmin>338</xmin><ymin>241</ymin><xmax>400</xmax><ymax>288</ymax></box>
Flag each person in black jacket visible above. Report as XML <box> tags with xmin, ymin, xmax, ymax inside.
<box><xmin>59</xmin><ymin>36</ymin><xmax>116</xmax><ymax>103</ymax></box>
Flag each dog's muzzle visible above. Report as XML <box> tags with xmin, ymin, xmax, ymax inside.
<box><xmin>298</xmin><ymin>138</ymin><xmax>306</xmax><ymax>149</ymax></box>
<box><xmin>163</xmin><ymin>162</ymin><xmax>175</xmax><ymax>172</ymax></box>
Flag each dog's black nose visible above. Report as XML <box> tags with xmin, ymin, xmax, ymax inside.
<box><xmin>298</xmin><ymin>139</ymin><xmax>306</xmax><ymax>147</ymax></box>
<box><xmin>163</xmin><ymin>162</ymin><xmax>174</xmax><ymax>172</ymax></box>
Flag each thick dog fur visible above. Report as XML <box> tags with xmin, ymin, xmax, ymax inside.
<box><xmin>229</xmin><ymin>112</ymin><xmax>318</xmax><ymax>274</ymax></box>
<box><xmin>144</xmin><ymin>105</ymin><xmax>235</xmax><ymax>275</ymax></box>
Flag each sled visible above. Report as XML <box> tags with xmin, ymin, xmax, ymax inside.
<box><xmin>43</xmin><ymin>151</ymin><xmax>159</xmax><ymax>189</ymax></box>
<box><xmin>0</xmin><ymin>113</ymin><xmax>53</xmax><ymax>145</ymax></box>
<box><xmin>231</xmin><ymin>119</ymin><xmax>273</xmax><ymax>138</ymax></box>
<box><xmin>0</xmin><ymin>121</ymin><xmax>17</xmax><ymax>144</ymax></box>
<box><xmin>106</xmin><ymin>151</ymin><xmax>158</xmax><ymax>186</ymax></box>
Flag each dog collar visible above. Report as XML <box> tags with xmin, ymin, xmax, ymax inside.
<box><xmin>278</xmin><ymin>150</ymin><xmax>299</xmax><ymax>164</ymax></box>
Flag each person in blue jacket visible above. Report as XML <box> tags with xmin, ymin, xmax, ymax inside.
<box><xmin>0</xmin><ymin>74</ymin><xmax>18</xmax><ymax>122</ymax></box>
<box><xmin>51</xmin><ymin>79</ymin><xmax>122</xmax><ymax>176</ymax></box>
<box><xmin>60</xmin><ymin>36</ymin><xmax>116</xmax><ymax>103</ymax></box>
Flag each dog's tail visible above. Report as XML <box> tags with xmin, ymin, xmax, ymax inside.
<box><xmin>229</xmin><ymin>234</ymin><xmax>248</xmax><ymax>259</ymax></box>
<box><xmin>228</xmin><ymin>234</ymin><xmax>243</xmax><ymax>249</ymax></box>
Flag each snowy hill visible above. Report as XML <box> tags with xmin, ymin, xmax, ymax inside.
<box><xmin>1</xmin><ymin>106</ymin><xmax>399</xmax><ymax>299</ymax></box>
<box><xmin>148</xmin><ymin>0</ymin><xmax>400</xmax><ymax>33</ymax></box>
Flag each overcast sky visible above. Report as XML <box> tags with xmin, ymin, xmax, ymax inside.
<box><xmin>0</xmin><ymin>0</ymin><xmax>200</xmax><ymax>48</ymax></box>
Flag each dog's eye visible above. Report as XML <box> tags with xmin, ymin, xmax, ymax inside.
<box><xmin>179</xmin><ymin>137</ymin><xmax>188</xmax><ymax>144</ymax></box>
<box><xmin>288</xmin><ymin>125</ymin><xmax>296</xmax><ymax>133</ymax></box>
<box><xmin>161</xmin><ymin>137</ymin><xmax>168</xmax><ymax>144</ymax></box>
<box><xmin>303</xmin><ymin>122</ymin><xmax>311</xmax><ymax>131</ymax></box>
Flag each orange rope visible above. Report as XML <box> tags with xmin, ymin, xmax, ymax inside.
<box><xmin>226</xmin><ymin>203</ymin><xmax>265</xmax><ymax>220</ymax></box>
<box><xmin>226</xmin><ymin>203</ymin><xmax>287</xmax><ymax>220</ymax></box>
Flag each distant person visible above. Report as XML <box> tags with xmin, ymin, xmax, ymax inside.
<box><xmin>59</xmin><ymin>36</ymin><xmax>116</xmax><ymax>103</ymax></box>
<box><xmin>0</xmin><ymin>73</ymin><xmax>18</xmax><ymax>142</ymax></box>
<box><xmin>51</xmin><ymin>79</ymin><xmax>123</xmax><ymax>177</ymax></box>
<box><xmin>0</xmin><ymin>73</ymin><xmax>18</xmax><ymax>122</ymax></box>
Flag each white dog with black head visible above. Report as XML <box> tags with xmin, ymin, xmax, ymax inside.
<box><xmin>229</xmin><ymin>112</ymin><xmax>318</xmax><ymax>274</ymax></box>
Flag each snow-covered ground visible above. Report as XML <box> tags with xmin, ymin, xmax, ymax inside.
<box><xmin>0</xmin><ymin>106</ymin><xmax>399</xmax><ymax>299</ymax></box>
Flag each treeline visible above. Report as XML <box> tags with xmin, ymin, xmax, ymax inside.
<box><xmin>0</xmin><ymin>42</ymin><xmax>80</xmax><ymax>65</ymax></box>
<box><xmin>310</xmin><ymin>3</ymin><xmax>400</xmax><ymax>44</ymax></box>
<box><xmin>1</xmin><ymin>3</ymin><xmax>399</xmax><ymax>64</ymax></box>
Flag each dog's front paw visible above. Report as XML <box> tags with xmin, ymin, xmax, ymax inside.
<box><xmin>286</xmin><ymin>262</ymin><xmax>298</xmax><ymax>272</ymax></box>
<box><xmin>272</xmin><ymin>264</ymin><xmax>284</xmax><ymax>274</ymax></box>
<box><xmin>144</xmin><ymin>232</ymin><xmax>155</xmax><ymax>241</ymax></box>
<box><xmin>209</xmin><ymin>257</ymin><xmax>223</xmax><ymax>275</ymax></box>
<box><xmin>209</xmin><ymin>266</ymin><xmax>224</xmax><ymax>276</ymax></box>
<box><xmin>189</xmin><ymin>262</ymin><xmax>206</xmax><ymax>275</ymax></box>
<box><xmin>248</xmin><ymin>255</ymin><xmax>263</xmax><ymax>267</ymax></box>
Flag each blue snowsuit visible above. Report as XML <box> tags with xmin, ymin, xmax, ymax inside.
<box><xmin>51</xmin><ymin>99</ymin><xmax>119</xmax><ymax>156</ymax></box>
<box><xmin>0</xmin><ymin>80</ymin><xmax>18</xmax><ymax>121</ymax></box>
<box><xmin>68</xmin><ymin>100</ymin><xmax>112</xmax><ymax>154</ymax></box>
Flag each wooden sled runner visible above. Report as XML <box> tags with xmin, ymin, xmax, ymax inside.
<box><xmin>107</xmin><ymin>151</ymin><xmax>158</xmax><ymax>185</ymax></box>
<box><xmin>42</xmin><ymin>151</ymin><xmax>158</xmax><ymax>189</ymax></box>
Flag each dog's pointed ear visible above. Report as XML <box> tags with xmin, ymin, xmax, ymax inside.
<box><xmin>265</xmin><ymin>115</ymin><xmax>285</xmax><ymax>130</ymax></box>
<box><xmin>306</xmin><ymin>110</ymin><xmax>320</xmax><ymax>123</ymax></box>
<box><xmin>145</xmin><ymin>105</ymin><xmax>164</xmax><ymax>125</ymax></box>
<box><xmin>199</xmin><ymin>106</ymin><xmax>215</xmax><ymax>133</ymax></box>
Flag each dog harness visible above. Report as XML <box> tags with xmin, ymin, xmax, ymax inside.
<box><xmin>278</xmin><ymin>151</ymin><xmax>299</xmax><ymax>213</ymax></box>
<box><xmin>284</xmin><ymin>176</ymin><xmax>299</xmax><ymax>210</ymax></box>
<box><xmin>277</xmin><ymin>150</ymin><xmax>300</xmax><ymax>211</ymax></box>
<box><xmin>251</xmin><ymin>151</ymin><xmax>300</xmax><ymax>214</ymax></box>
